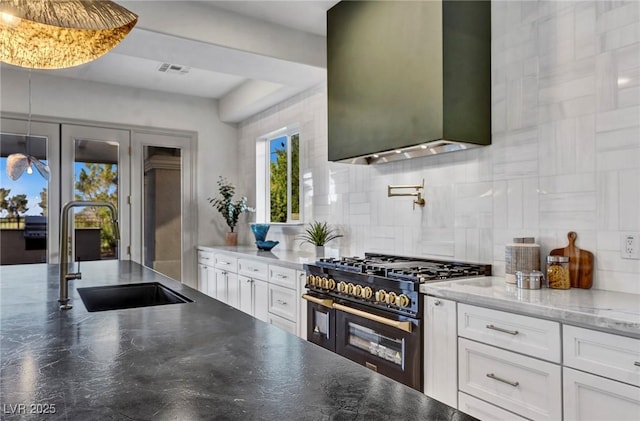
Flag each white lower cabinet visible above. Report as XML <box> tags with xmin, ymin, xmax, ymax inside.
<box><xmin>458</xmin><ymin>338</ymin><xmax>562</xmax><ymax>421</ymax></box>
<box><xmin>214</xmin><ymin>268</ymin><xmax>239</xmax><ymax>309</ymax></box>
<box><xmin>458</xmin><ymin>392</ymin><xmax>529</xmax><ymax>421</ymax></box>
<box><xmin>239</xmin><ymin>275</ymin><xmax>269</xmax><ymax>323</ymax></box>
<box><xmin>268</xmin><ymin>313</ymin><xmax>297</xmax><ymax>335</ymax></box>
<box><xmin>424</xmin><ymin>296</ymin><xmax>458</xmax><ymax>408</ymax></box>
<box><xmin>563</xmin><ymin>367</ymin><xmax>640</xmax><ymax>421</ymax></box>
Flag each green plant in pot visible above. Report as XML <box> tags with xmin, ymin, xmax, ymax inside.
<box><xmin>298</xmin><ymin>221</ymin><xmax>343</xmax><ymax>256</ymax></box>
<box><xmin>208</xmin><ymin>176</ymin><xmax>254</xmax><ymax>246</ymax></box>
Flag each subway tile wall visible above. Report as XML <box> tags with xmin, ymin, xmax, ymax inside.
<box><xmin>237</xmin><ymin>1</ymin><xmax>640</xmax><ymax>294</ymax></box>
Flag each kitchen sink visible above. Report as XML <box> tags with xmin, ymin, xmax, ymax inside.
<box><xmin>77</xmin><ymin>282</ymin><xmax>193</xmax><ymax>312</ymax></box>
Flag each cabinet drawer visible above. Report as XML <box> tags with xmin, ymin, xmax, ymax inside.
<box><xmin>564</xmin><ymin>367</ymin><xmax>640</xmax><ymax>421</ymax></box>
<box><xmin>238</xmin><ymin>259</ymin><xmax>268</xmax><ymax>280</ymax></box>
<box><xmin>563</xmin><ymin>325</ymin><xmax>640</xmax><ymax>386</ymax></box>
<box><xmin>458</xmin><ymin>303</ymin><xmax>561</xmax><ymax>363</ymax></box>
<box><xmin>197</xmin><ymin>250</ymin><xmax>214</xmax><ymax>266</ymax></box>
<box><xmin>268</xmin><ymin>313</ymin><xmax>297</xmax><ymax>335</ymax></box>
<box><xmin>214</xmin><ymin>253</ymin><xmax>237</xmax><ymax>272</ymax></box>
<box><xmin>458</xmin><ymin>392</ymin><xmax>529</xmax><ymax>421</ymax></box>
<box><xmin>269</xmin><ymin>265</ymin><xmax>297</xmax><ymax>289</ymax></box>
<box><xmin>458</xmin><ymin>338</ymin><xmax>562</xmax><ymax>421</ymax></box>
<box><xmin>268</xmin><ymin>284</ymin><xmax>297</xmax><ymax>322</ymax></box>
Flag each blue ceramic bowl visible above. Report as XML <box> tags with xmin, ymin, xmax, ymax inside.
<box><xmin>250</xmin><ymin>223</ymin><xmax>270</xmax><ymax>242</ymax></box>
<box><xmin>256</xmin><ymin>240</ymin><xmax>279</xmax><ymax>251</ymax></box>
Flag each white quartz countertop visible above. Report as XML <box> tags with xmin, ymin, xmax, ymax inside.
<box><xmin>421</xmin><ymin>276</ymin><xmax>640</xmax><ymax>339</ymax></box>
<box><xmin>197</xmin><ymin>245</ymin><xmax>317</xmax><ymax>270</ymax></box>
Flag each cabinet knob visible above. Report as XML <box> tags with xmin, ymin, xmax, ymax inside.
<box><xmin>434</xmin><ymin>299</ymin><xmax>441</xmax><ymax>306</ymax></box>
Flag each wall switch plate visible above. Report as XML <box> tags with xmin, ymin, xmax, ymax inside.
<box><xmin>621</xmin><ymin>233</ymin><xmax>640</xmax><ymax>259</ymax></box>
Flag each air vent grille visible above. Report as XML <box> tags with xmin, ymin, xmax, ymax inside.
<box><xmin>157</xmin><ymin>63</ymin><xmax>190</xmax><ymax>75</ymax></box>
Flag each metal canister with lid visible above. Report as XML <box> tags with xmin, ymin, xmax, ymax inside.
<box><xmin>547</xmin><ymin>256</ymin><xmax>570</xmax><ymax>289</ymax></box>
<box><xmin>516</xmin><ymin>270</ymin><xmax>544</xmax><ymax>289</ymax></box>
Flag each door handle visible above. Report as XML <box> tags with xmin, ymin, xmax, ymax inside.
<box><xmin>333</xmin><ymin>303</ymin><xmax>412</xmax><ymax>333</ymax></box>
<box><xmin>486</xmin><ymin>324</ymin><xmax>519</xmax><ymax>335</ymax></box>
<box><xmin>302</xmin><ymin>294</ymin><xmax>334</xmax><ymax>309</ymax></box>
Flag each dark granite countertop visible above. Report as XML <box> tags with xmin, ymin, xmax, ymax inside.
<box><xmin>1</xmin><ymin>261</ymin><xmax>474</xmax><ymax>420</ymax></box>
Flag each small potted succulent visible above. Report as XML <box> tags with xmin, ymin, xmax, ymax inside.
<box><xmin>298</xmin><ymin>221</ymin><xmax>343</xmax><ymax>256</ymax></box>
<box><xmin>208</xmin><ymin>176</ymin><xmax>254</xmax><ymax>246</ymax></box>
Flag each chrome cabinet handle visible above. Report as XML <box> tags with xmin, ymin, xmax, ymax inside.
<box><xmin>276</xmin><ymin>274</ymin><xmax>288</xmax><ymax>279</ymax></box>
<box><xmin>486</xmin><ymin>373</ymin><xmax>519</xmax><ymax>387</ymax></box>
<box><xmin>219</xmin><ymin>261</ymin><xmax>229</xmax><ymax>265</ymax></box>
<box><xmin>252</xmin><ymin>268</ymin><xmax>259</xmax><ymax>272</ymax></box>
<box><xmin>486</xmin><ymin>324</ymin><xmax>519</xmax><ymax>335</ymax></box>
<box><xmin>634</xmin><ymin>361</ymin><xmax>640</xmax><ymax>367</ymax></box>
<box><xmin>434</xmin><ymin>300</ymin><xmax>441</xmax><ymax>306</ymax></box>
<box><xmin>276</xmin><ymin>299</ymin><xmax>287</xmax><ymax>305</ymax></box>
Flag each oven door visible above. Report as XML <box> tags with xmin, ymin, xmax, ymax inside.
<box><xmin>302</xmin><ymin>294</ymin><xmax>335</xmax><ymax>352</ymax></box>
<box><xmin>334</xmin><ymin>302</ymin><xmax>421</xmax><ymax>390</ymax></box>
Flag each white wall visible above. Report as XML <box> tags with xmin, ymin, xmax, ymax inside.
<box><xmin>0</xmin><ymin>67</ymin><xmax>238</xmax><ymax>247</ymax></box>
<box><xmin>237</xmin><ymin>1</ymin><xmax>640</xmax><ymax>294</ymax></box>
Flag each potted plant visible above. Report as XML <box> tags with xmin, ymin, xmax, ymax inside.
<box><xmin>298</xmin><ymin>221</ymin><xmax>343</xmax><ymax>256</ymax></box>
<box><xmin>208</xmin><ymin>176</ymin><xmax>254</xmax><ymax>246</ymax></box>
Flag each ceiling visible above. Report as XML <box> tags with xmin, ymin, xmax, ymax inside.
<box><xmin>2</xmin><ymin>0</ymin><xmax>339</xmax><ymax>123</ymax></box>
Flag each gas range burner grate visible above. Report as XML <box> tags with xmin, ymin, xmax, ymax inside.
<box><xmin>316</xmin><ymin>254</ymin><xmax>491</xmax><ymax>282</ymax></box>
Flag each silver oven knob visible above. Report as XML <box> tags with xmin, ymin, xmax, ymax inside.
<box><xmin>375</xmin><ymin>290</ymin><xmax>387</xmax><ymax>302</ymax></box>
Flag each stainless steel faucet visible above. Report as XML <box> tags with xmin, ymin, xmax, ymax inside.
<box><xmin>59</xmin><ymin>200</ymin><xmax>120</xmax><ymax>310</ymax></box>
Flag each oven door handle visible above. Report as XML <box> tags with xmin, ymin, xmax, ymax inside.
<box><xmin>333</xmin><ymin>303</ymin><xmax>413</xmax><ymax>333</ymax></box>
<box><xmin>302</xmin><ymin>294</ymin><xmax>334</xmax><ymax>309</ymax></box>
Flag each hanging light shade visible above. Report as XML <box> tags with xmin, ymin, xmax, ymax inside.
<box><xmin>0</xmin><ymin>0</ymin><xmax>137</xmax><ymax>69</ymax></box>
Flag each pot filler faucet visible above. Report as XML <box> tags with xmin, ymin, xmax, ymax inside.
<box><xmin>59</xmin><ymin>201</ymin><xmax>120</xmax><ymax>310</ymax></box>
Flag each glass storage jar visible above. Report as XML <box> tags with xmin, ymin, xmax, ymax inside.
<box><xmin>547</xmin><ymin>256</ymin><xmax>570</xmax><ymax>289</ymax></box>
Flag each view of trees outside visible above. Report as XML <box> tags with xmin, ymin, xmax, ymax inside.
<box><xmin>269</xmin><ymin>133</ymin><xmax>299</xmax><ymax>223</ymax></box>
<box><xmin>0</xmin><ymin>157</ymin><xmax>118</xmax><ymax>259</ymax></box>
<box><xmin>74</xmin><ymin>163</ymin><xmax>119</xmax><ymax>258</ymax></box>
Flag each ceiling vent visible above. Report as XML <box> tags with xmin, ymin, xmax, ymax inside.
<box><xmin>157</xmin><ymin>62</ymin><xmax>190</xmax><ymax>75</ymax></box>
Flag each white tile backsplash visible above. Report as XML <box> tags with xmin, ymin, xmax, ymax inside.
<box><xmin>236</xmin><ymin>0</ymin><xmax>640</xmax><ymax>294</ymax></box>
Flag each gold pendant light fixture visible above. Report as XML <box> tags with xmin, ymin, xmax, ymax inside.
<box><xmin>0</xmin><ymin>0</ymin><xmax>138</xmax><ymax>69</ymax></box>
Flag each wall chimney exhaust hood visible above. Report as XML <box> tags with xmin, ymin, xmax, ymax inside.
<box><xmin>327</xmin><ymin>1</ymin><xmax>491</xmax><ymax>165</ymax></box>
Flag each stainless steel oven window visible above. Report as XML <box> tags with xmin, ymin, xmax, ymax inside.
<box><xmin>314</xmin><ymin>309</ymin><xmax>330</xmax><ymax>338</ymax></box>
<box><xmin>347</xmin><ymin>322</ymin><xmax>404</xmax><ymax>367</ymax></box>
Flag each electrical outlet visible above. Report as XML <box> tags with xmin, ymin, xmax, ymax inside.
<box><xmin>621</xmin><ymin>233</ymin><xmax>640</xmax><ymax>259</ymax></box>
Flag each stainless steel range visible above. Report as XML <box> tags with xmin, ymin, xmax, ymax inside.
<box><xmin>303</xmin><ymin>253</ymin><xmax>491</xmax><ymax>391</ymax></box>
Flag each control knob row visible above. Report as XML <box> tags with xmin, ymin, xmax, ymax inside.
<box><xmin>306</xmin><ymin>275</ymin><xmax>336</xmax><ymax>290</ymax></box>
<box><xmin>374</xmin><ymin>290</ymin><xmax>411</xmax><ymax>308</ymax></box>
<box><xmin>336</xmin><ymin>282</ymin><xmax>373</xmax><ymax>299</ymax></box>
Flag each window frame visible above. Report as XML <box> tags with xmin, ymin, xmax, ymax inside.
<box><xmin>255</xmin><ymin>125</ymin><xmax>302</xmax><ymax>225</ymax></box>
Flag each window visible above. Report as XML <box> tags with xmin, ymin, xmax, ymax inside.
<box><xmin>256</xmin><ymin>127</ymin><xmax>301</xmax><ymax>224</ymax></box>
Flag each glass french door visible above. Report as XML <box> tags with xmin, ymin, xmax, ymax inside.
<box><xmin>61</xmin><ymin>124</ymin><xmax>131</xmax><ymax>263</ymax></box>
<box><xmin>0</xmin><ymin>118</ymin><xmax>60</xmax><ymax>264</ymax></box>
<box><xmin>130</xmin><ymin>131</ymin><xmax>196</xmax><ymax>285</ymax></box>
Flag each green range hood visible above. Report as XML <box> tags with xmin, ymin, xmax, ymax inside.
<box><xmin>327</xmin><ymin>0</ymin><xmax>491</xmax><ymax>164</ymax></box>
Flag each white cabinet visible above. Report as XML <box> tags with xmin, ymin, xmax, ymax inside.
<box><xmin>239</xmin><ymin>275</ymin><xmax>269</xmax><ymax>322</ymax></box>
<box><xmin>197</xmin><ymin>249</ymin><xmax>214</xmax><ymax>295</ymax></box>
<box><xmin>268</xmin><ymin>313</ymin><xmax>297</xmax><ymax>335</ymax></box>
<box><xmin>297</xmin><ymin>270</ymin><xmax>307</xmax><ymax>339</ymax></box>
<box><xmin>563</xmin><ymin>325</ymin><xmax>640</xmax><ymax>386</ymax></box>
<box><xmin>458</xmin><ymin>392</ymin><xmax>529</xmax><ymax>421</ymax></box>
<box><xmin>195</xmin><ymin>249</ymin><xmax>305</xmax><ymax>336</ymax></box>
<box><xmin>562</xmin><ymin>325</ymin><xmax>640</xmax><ymax>420</ymax></box>
<box><xmin>563</xmin><ymin>367</ymin><xmax>640</xmax><ymax>421</ymax></box>
<box><xmin>456</xmin><ymin>303</ymin><xmax>561</xmax><ymax>421</ymax></box>
<box><xmin>459</xmin><ymin>338</ymin><xmax>562</xmax><ymax>421</ymax></box>
<box><xmin>458</xmin><ymin>303</ymin><xmax>561</xmax><ymax>363</ymax></box>
<box><xmin>424</xmin><ymin>296</ymin><xmax>457</xmax><ymax>408</ymax></box>
<box><xmin>214</xmin><ymin>268</ymin><xmax>239</xmax><ymax>309</ymax></box>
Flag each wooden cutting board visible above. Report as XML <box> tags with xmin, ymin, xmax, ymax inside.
<box><xmin>550</xmin><ymin>232</ymin><xmax>594</xmax><ymax>289</ymax></box>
